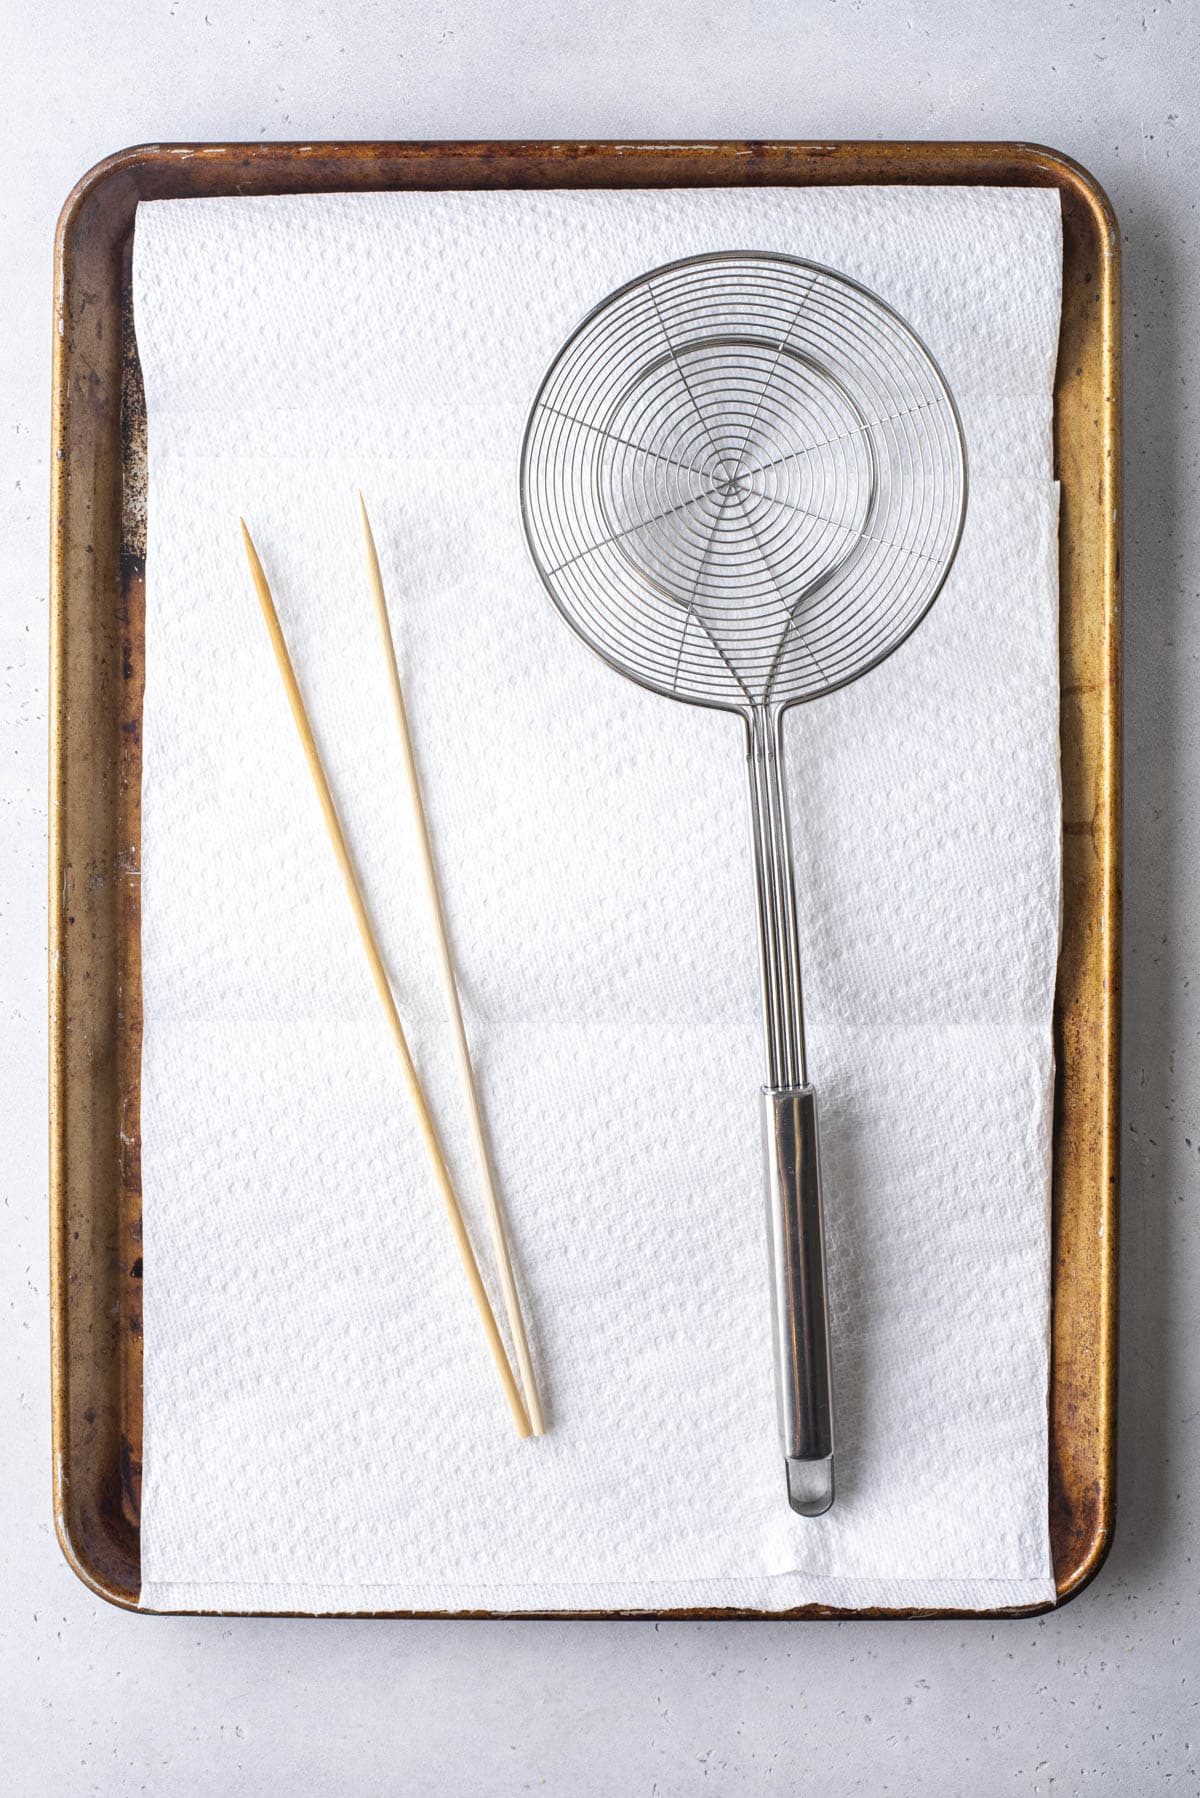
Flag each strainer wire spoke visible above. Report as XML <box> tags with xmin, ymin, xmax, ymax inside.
<box><xmin>646</xmin><ymin>281</ymin><xmax>738</xmax><ymax>480</ymax></box>
<box><xmin>729</xmin><ymin>271</ymin><xmax>823</xmax><ymax>477</ymax></box>
<box><xmin>538</xmin><ymin>401</ymin><xmax>717</xmax><ymax>480</ymax></box>
<box><xmin>546</xmin><ymin>483</ymin><xmax>727</xmax><ymax>580</ymax></box>
<box><xmin>671</xmin><ymin>488</ymin><xmax>748</xmax><ymax>699</ymax></box>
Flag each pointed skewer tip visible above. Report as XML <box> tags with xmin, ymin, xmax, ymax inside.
<box><xmin>240</xmin><ymin>520</ymin><xmax>266</xmax><ymax>585</ymax></box>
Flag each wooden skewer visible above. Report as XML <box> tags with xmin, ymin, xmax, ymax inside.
<box><xmin>358</xmin><ymin>494</ymin><xmax>546</xmax><ymax>1437</ymax></box>
<box><xmin>240</xmin><ymin>520</ymin><xmax>532</xmax><ymax>1441</ymax></box>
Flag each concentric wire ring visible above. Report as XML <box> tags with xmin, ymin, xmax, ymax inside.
<box><xmin>520</xmin><ymin>251</ymin><xmax>968</xmax><ymax>712</ymax></box>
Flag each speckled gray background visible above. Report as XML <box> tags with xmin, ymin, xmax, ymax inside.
<box><xmin>2</xmin><ymin>3</ymin><xmax>1195</xmax><ymax>1791</ymax></box>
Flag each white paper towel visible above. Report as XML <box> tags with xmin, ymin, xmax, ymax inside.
<box><xmin>132</xmin><ymin>185</ymin><xmax>1062</xmax><ymax>1613</ymax></box>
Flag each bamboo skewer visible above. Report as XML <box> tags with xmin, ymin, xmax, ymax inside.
<box><xmin>358</xmin><ymin>495</ymin><xmax>546</xmax><ymax>1436</ymax></box>
<box><xmin>239</xmin><ymin>520</ymin><xmax>532</xmax><ymax>1441</ymax></box>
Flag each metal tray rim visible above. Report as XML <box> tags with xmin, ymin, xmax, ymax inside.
<box><xmin>49</xmin><ymin>136</ymin><xmax>1121</xmax><ymax>1619</ymax></box>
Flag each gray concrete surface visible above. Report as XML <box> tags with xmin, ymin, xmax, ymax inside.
<box><xmin>1</xmin><ymin>2</ymin><xmax>1196</xmax><ymax>1791</ymax></box>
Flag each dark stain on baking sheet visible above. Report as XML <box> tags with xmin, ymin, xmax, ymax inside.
<box><xmin>119</xmin><ymin>269</ymin><xmax>147</xmax><ymax>574</ymax></box>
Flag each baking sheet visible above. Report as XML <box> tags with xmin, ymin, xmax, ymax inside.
<box><xmin>49</xmin><ymin>140</ymin><xmax>1120</xmax><ymax>1617</ymax></box>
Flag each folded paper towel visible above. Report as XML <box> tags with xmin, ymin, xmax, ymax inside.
<box><xmin>133</xmin><ymin>185</ymin><xmax>1062</xmax><ymax>1613</ymax></box>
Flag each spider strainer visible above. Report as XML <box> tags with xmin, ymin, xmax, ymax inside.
<box><xmin>520</xmin><ymin>251</ymin><xmax>967</xmax><ymax>1513</ymax></box>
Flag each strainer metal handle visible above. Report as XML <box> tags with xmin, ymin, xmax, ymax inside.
<box><xmin>747</xmin><ymin>703</ymin><xmax>834</xmax><ymax>1512</ymax></box>
<box><xmin>763</xmin><ymin>1086</ymin><xmax>834</xmax><ymax>1513</ymax></box>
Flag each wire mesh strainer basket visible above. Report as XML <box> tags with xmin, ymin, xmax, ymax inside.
<box><xmin>521</xmin><ymin>251</ymin><xmax>967</xmax><ymax>1513</ymax></box>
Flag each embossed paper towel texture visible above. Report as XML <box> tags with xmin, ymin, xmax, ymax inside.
<box><xmin>133</xmin><ymin>187</ymin><xmax>1062</xmax><ymax>1612</ymax></box>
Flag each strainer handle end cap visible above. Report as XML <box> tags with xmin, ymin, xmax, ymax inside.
<box><xmin>763</xmin><ymin>1085</ymin><xmax>835</xmax><ymax>1516</ymax></box>
<box><xmin>787</xmin><ymin>1455</ymin><xmax>835</xmax><ymax>1518</ymax></box>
